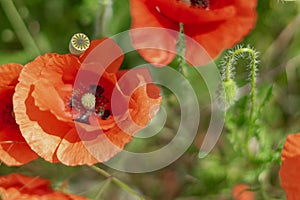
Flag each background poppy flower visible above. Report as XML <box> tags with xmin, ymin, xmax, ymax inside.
<box><xmin>13</xmin><ymin>39</ymin><xmax>162</xmax><ymax>166</ymax></box>
<box><xmin>279</xmin><ymin>133</ymin><xmax>300</xmax><ymax>200</ymax></box>
<box><xmin>129</xmin><ymin>0</ymin><xmax>257</xmax><ymax>66</ymax></box>
<box><xmin>0</xmin><ymin>64</ymin><xmax>38</xmax><ymax>166</ymax></box>
<box><xmin>0</xmin><ymin>173</ymin><xmax>89</xmax><ymax>200</ymax></box>
<box><xmin>232</xmin><ymin>184</ymin><xmax>255</xmax><ymax>200</ymax></box>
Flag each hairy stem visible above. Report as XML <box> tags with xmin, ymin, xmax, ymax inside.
<box><xmin>222</xmin><ymin>47</ymin><xmax>259</xmax><ymax>157</ymax></box>
<box><xmin>224</xmin><ymin>47</ymin><xmax>259</xmax><ymax>123</ymax></box>
<box><xmin>176</xmin><ymin>23</ymin><xmax>187</xmax><ymax>74</ymax></box>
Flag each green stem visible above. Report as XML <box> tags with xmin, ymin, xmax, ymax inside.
<box><xmin>95</xmin><ymin>178</ymin><xmax>112</xmax><ymax>200</ymax></box>
<box><xmin>95</xmin><ymin>0</ymin><xmax>109</xmax><ymax>38</ymax></box>
<box><xmin>0</xmin><ymin>0</ymin><xmax>40</xmax><ymax>57</ymax></box>
<box><xmin>90</xmin><ymin>165</ymin><xmax>145</xmax><ymax>200</ymax></box>
<box><xmin>224</xmin><ymin>53</ymin><xmax>234</xmax><ymax>82</ymax></box>
<box><xmin>176</xmin><ymin>23</ymin><xmax>186</xmax><ymax>75</ymax></box>
<box><xmin>224</xmin><ymin>47</ymin><xmax>258</xmax><ymax>121</ymax></box>
<box><xmin>223</xmin><ymin>47</ymin><xmax>259</xmax><ymax>157</ymax></box>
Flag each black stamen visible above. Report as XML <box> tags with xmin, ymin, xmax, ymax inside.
<box><xmin>68</xmin><ymin>98</ymin><xmax>73</xmax><ymax>108</ymax></box>
<box><xmin>90</xmin><ymin>85</ymin><xmax>104</xmax><ymax>97</ymax></box>
<box><xmin>96</xmin><ymin>96</ymin><xmax>109</xmax><ymax>106</ymax></box>
<box><xmin>68</xmin><ymin>96</ymin><xmax>81</xmax><ymax>109</ymax></box>
<box><xmin>70</xmin><ymin>84</ymin><xmax>111</xmax><ymax>124</ymax></box>
<box><xmin>190</xmin><ymin>0</ymin><xmax>209</xmax><ymax>8</ymax></box>
<box><xmin>101</xmin><ymin>110</ymin><xmax>110</xmax><ymax>120</ymax></box>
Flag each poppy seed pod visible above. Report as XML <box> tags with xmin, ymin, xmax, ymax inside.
<box><xmin>69</xmin><ymin>33</ymin><xmax>90</xmax><ymax>56</ymax></box>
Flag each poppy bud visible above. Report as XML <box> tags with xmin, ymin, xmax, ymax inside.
<box><xmin>217</xmin><ymin>78</ymin><xmax>238</xmax><ymax>110</ymax></box>
<box><xmin>224</xmin><ymin>79</ymin><xmax>238</xmax><ymax>109</ymax></box>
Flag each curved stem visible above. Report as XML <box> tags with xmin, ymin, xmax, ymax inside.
<box><xmin>90</xmin><ymin>165</ymin><xmax>145</xmax><ymax>200</ymax></box>
<box><xmin>95</xmin><ymin>178</ymin><xmax>112</xmax><ymax>200</ymax></box>
<box><xmin>223</xmin><ymin>47</ymin><xmax>258</xmax><ymax>122</ymax></box>
<box><xmin>223</xmin><ymin>47</ymin><xmax>259</xmax><ymax>157</ymax></box>
<box><xmin>0</xmin><ymin>0</ymin><xmax>40</xmax><ymax>57</ymax></box>
<box><xmin>95</xmin><ymin>0</ymin><xmax>109</xmax><ymax>38</ymax></box>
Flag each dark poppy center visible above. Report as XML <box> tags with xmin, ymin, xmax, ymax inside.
<box><xmin>179</xmin><ymin>0</ymin><xmax>210</xmax><ymax>9</ymax></box>
<box><xmin>191</xmin><ymin>0</ymin><xmax>210</xmax><ymax>8</ymax></box>
<box><xmin>69</xmin><ymin>84</ymin><xmax>111</xmax><ymax>124</ymax></box>
<box><xmin>1</xmin><ymin>104</ymin><xmax>17</xmax><ymax>128</ymax></box>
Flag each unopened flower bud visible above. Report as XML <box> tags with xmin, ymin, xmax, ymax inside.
<box><xmin>223</xmin><ymin>79</ymin><xmax>238</xmax><ymax>109</ymax></box>
<box><xmin>217</xmin><ymin>78</ymin><xmax>238</xmax><ymax>110</ymax></box>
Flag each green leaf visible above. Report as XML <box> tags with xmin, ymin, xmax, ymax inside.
<box><xmin>260</xmin><ymin>85</ymin><xmax>273</xmax><ymax>109</ymax></box>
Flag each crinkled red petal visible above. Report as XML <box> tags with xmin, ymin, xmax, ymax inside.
<box><xmin>0</xmin><ymin>64</ymin><xmax>38</xmax><ymax>166</ymax></box>
<box><xmin>280</xmin><ymin>133</ymin><xmax>300</xmax><ymax>199</ymax></box>
<box><xmin>130</xmin><ymin>0</ymin><xmax>178</xmax><ymax>66</ymax></box>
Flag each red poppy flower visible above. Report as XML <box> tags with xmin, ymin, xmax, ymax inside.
<box><xmin>0</xmin><ymin>64</ymin><xmax>38</xmax><ymax>166</ymax></box>
<box><xmin>0</xmin><ymin>173</ymin><xmax>89</xmax><ymax>200</ymax></box>
<box><xmin>13</xmin><ymin>38</ymin><xmax>162</xmax><ymax>166</ymax></box>
<box><xmin>129</xmin><ymin>0</ymin><xmax>257</xmax><ymax>66</ymax></box>
<box><xmin>279</xmin><ymin>132</ymin><xmax>300</xmax><ymax>200</ymax></box>
<box><xmin>232</xmin><ymin>184</ymin><xmax>255</xmax><ymax>200</ymax></box>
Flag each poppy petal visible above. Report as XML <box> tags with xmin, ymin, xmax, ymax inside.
<box><xmin>0</xmin><ymin>173</ymin><xmax>50</xmax><ymax>189</ymax></box>
<box><xmin>68</xmin><ymin>124</ymin><xmax>131</xmax><ymax>164</ymax></box>
<box><xmin>0</xmin><ymin>64</ymin><xmax>38</xmax><ymax>166</ymax></box>
<box><xmin>115</xmin><ymin>68</ymin><xmax>162</xmax><ymax>125</ymax></box>
<box><xmin>280</xmin><ymin>156</ymin><xmax>300</xmax><ymax>200</ymax></box>
<box><xmin>56</xmin><ymin>128</ymin><xmax>99</xmax><ymax>166</ymax></box>
<box><xmin>76</xmin><ymin>81</ymin><xmax>161</xmax><ymax>164</ymax></box>
<box><xmin>14</xmin><ymin>86</ymin><xmax>71</xmax><ymax>163</ymax></box>
<box><xmin>129</xmin><ymin>0</ymin><xmax>257</xmax><ymax>66</ymax></box>
<box><xmin>279</xmin><ymin>133</ymin><xmax>300</xmax><ymax>199</ymax></box>
<box><xmin>0</xmin><ymin>63</ymin><xmax>22</xmax><ymax>88</ymax></box>
<box><xmin>184</xmin><ymin>1</ymin><xmax>257</xmax><ymax>63</ymax></box>
<box><xmin>32</xmin><ymin>78</ymin><xmax>73</xmax><ymax>122</ymax></box>
<box><xmin>0</xmin><ymin>127</ymin><xmax>38</xmax><ymax>166</ymax></box>
<box><xmin>28</xmin><ymin>54</ymin><xmax>80</xmax><ymax>122</ymax></box>
<box><xmin>232</xmin><ymin>184</ymin><xmax>255</xmax><ymax>200</ymax></box>
<box><xmin>0</xmin><ymin>173</ymin><xmax>89</xmax><ymax>199</ymax></box>
<box><xmin>149</xmin><ymin>0</ymin><xmax>236</xmax><ymax>24</ymax></box>
<box><xmin>14</xmin><ymin>38</ymin><xmax>161</xmax><ymax>166</ymax></box>
<box><xmin>80</xmin><ymin>39</ymin><xmax>124</xmax><ymax>74</ymax></box>
<box><xmin>130</xmin><ymin>0</ymin><xmax>178</xmax><ymax>66</ymax></box>
<box><xmin>281</xmin><ymin>133</ymin><xmax>300</xmax><ymax>161</ymax></box>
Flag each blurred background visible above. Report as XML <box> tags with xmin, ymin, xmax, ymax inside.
<box><xmin>1</xmin><ymin>0</ymin><xmax>300</xmax><ymax>199</ymax></box>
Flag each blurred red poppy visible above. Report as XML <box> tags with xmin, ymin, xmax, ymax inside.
<box><xmin>129</xmin><ymin>0</ymin><xmax>257</xmax><ymax>66</ymax></box>
<box><xmin>13</xmin><ymin>38</ymin><xmax>161</xmax><ymax>166</ymax></box>
<box><xmin>279</xmin><ymin>133</ymin><xmax>300</xmax><ymax>200</ymax></box>
<box><xmin>232</xmin><ymin>184</ymin><xmax>255</xmax><ymax>200</ymax></box>
<box><xmin>0</xmin><ymin>173</ymin><xmax>89</xmax><ymax>200</ymax></box>
<box><xmin>0</xmin><ymin>64</ymin><xmax>38</xmax><ymax>166</ymax></box>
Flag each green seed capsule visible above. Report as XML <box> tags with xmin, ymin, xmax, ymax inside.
<box><xmin>69</xmin><ymin>33</ymin><xmax>90</xmax><ymax>56</ymax></box>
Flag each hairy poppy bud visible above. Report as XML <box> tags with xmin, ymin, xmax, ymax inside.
<box><xmin>217</xmin><ymin>78</ymin><xmax>238</xmax><ymax>111</ymax></box>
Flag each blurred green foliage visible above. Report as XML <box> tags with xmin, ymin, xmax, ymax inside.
<box><xmin>1</xmin><ymin>0</ymin><xmax>300</xmax><ymax>199</ymax></box>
